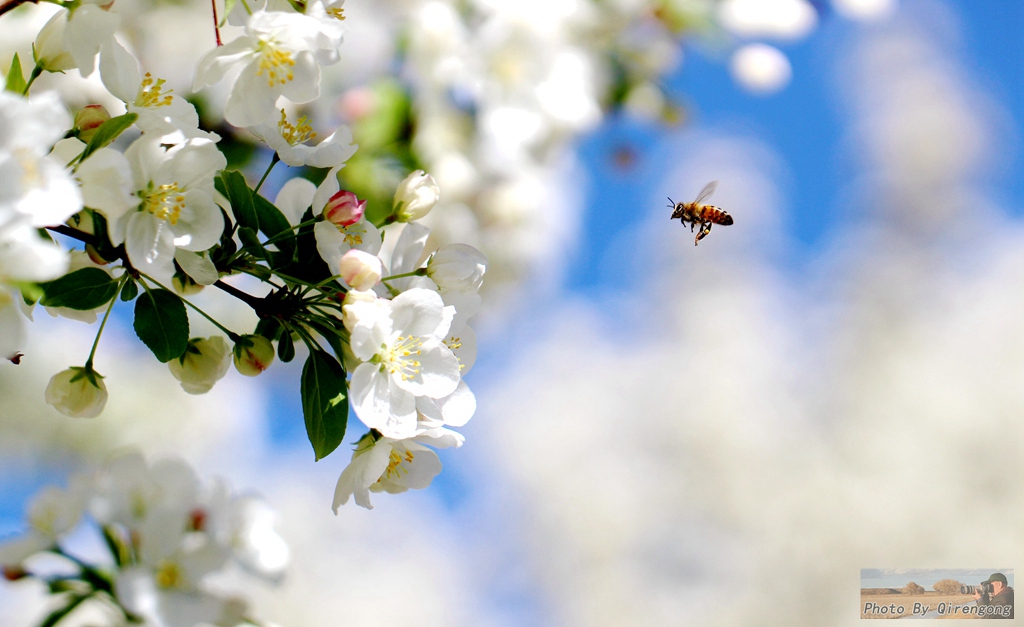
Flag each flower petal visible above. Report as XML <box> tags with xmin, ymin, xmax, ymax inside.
<box><xmin>174</xmin><ymin>250</ymin><xmax>219</xmax><ymax>285</ymax></box>
<box><xmin>313</xmin><ymin>219</ymin><xmax>349</xmax><ymax>270</ymax></box>
<box><xmin>392</xmin><ymin>338</ymin><xmax>460</xmax><ymax>399</ymax></box>
<box><xmin>193</xmin><ymin>36</ymin><xmax>255</xmax><ymax>91</ymax></box>
<box><xmin>99</xmin><ymin>37</ymin><xmax>141</xmax><ymax>103</ymax></box>
<box><xmin>390</xmin><ymin>288</ymin><xmax>444</xmax><ymax>338</ymax></box>
<box><xmin>274</xmin><ymin>177</ymin><xmax>316</xmax><ymax>225</ymax></box>
<box><xmin>389</xmin><ymin>222</ymin><xmax>431</xmax><ymax>276</ymax></box>
<box><xmin>351</xmin><ymin>363</ymin><xmax>418</xmax><ymax>438</ymax></box>
<box><xmin>332</xmin><ymin>440</ymin><xmax>392</xmax><ymax>511</ymax></box>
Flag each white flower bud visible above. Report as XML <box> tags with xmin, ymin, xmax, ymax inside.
<box><xmin>34</xmin><ymin>11</ymin><xmax>75</xmax><ymax>72</ymax></box>
<box><xmin>169</xmin><ymin>336</ymin><xmax>231</xmax><ymax>394</ymax></box>
<box><xmin>44</xmin><ymin>367</ymin><xmax>107</xmax><ymax>418</ymax></box>
<box><xmin>341</xmin><ymin>289</ymin><xmax>380</xmax><ymax>334</ymax></box>
<box><xmin>393</xmin><ymin>170</ymin><xmax>440</xmax><ymax>222</ymax></box>
<box><xmin>338</xmin><ymin>249</ymin><xmax>382</xmax><ymax>291</ymax></box>
<box><xmin>172</xmin><ymin>273</ymin><xmax>205</xmax><ymax>296</ymax></box>
<box><xmin>233</xmin><ymin>335</ymin><xmax>275</xmax><ymax>377</ymax></box>
<box><xmin>427</xmin><ymin>244</ymin><xmax>487</xmax><ymax>293</ymax></box>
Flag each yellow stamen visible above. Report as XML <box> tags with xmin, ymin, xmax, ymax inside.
<box><xmin>137</xmin><ymin>73</ymin><xmax>174</xmax><ymax>109</ymax></box>
<box><xmin>327</xmin><ymin>7</ymin><xmax>345</xmax><ymax>20</ymax></box>
<box><xmin>154</xmin><ymin>560</ymin><xmax>183</xmax><ymax>589</ymax></box>
<box><xmin>276</xmin><ymin>109</ymin><xmax>317</xmax><ymax>146</ymax></box>
<box><xmin>380</xmin><ymin>336</ymin><xmax>423</xmax><ymax>381</ymax></box>
<box><xmin>379</xmin><ymin>449</ymin><xmax>415</xmax><ymax>481</ymax></box>
<box><xmin>445</xmin><ymin>336</ymin><xmax>465</xmax><ymax>371</ymax></box>
<box><xmin>142</xmin><ymin>183</ymin><xmax>185</xmax><ymax>225</ymax></box>
<box><xmin>256</xmin><ymin>41</ymin><xmax>296</xmax><ymax>87</ymax></box>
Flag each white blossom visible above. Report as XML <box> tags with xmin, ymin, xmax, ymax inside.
<box><xmin>100</xmin><ymin>38</ymin><xmax>218</xmax><ymax>142</ymax></box>
<box><xmin>192</xmin><ymin>10</ymin><xmax>345</xmax><ymax>127</ymax></box>
<box><xmin>332</xmin><ymin>433</ymin><xmax>442</xmax><ymax>511</ymax></box>
<box><xmin>33</xmin><ymin>3</ymin><xmax>120</xmax><ymax>76</ymax></box>
<box><xmin>346</xmin><ymin>288</ymin><xmax>461</xmax><ymax>438</ymax></box>
<box><xmin>110</xmin><ymin>136</ymin><xmax>226</xmax><ymax>277</ymax></box>
<box><xmin>249</xmin><ymin>110</ymin><xmax>357</xmax><ymax>167</ymax></box>
<box><xmin>0</xmin><ymin>91</ymin><xmax>82</xmax><ymax>227</ymax></box>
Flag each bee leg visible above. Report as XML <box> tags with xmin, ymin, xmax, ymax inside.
<box><xmin>694</xmin><ymin>222</ymin><xmax>712</xmax><ymax>246</ymax></box>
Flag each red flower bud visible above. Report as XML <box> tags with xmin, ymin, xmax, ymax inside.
<box><xmin>323</xmin><ymin>190</ymin><xmax>366</xmax><ymax>227</ymax></box>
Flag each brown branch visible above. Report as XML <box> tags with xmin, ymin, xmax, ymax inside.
<box><xmin>210</xmin><ymin>0</ymin><xmax>222</xmax><ymax>46</ymax></box>
<box><xmin>0</xmin><ymin>0</ymin><xmax>40</xmax><ymax>19</ymax></box>
<box><xmin>214</xmin><ymin>279</ymin><xmax>267</xmax><ymax>312</ymax></box>
<box><xmin>47</xmin><ymin>224</ymin><xmax>101</xmax><ymax>248</ymax></box>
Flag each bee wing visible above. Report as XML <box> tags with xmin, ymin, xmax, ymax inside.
<box><xmin>692</xmin><ymin>180</ymin><xmax>718</xmax><ymax>205</ymax></box>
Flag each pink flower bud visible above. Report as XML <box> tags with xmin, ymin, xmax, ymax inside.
<box><xmin>322</xmin><ymin>190</ymin><xmax>366</xmax><ymax>227</ymax></box>
<box><xmin>74</xmin><ymin>105</ymin><xmax>110</xmax><ymax>143</ymax></box>
<box><xmin>233</xmin><ymin>335</ymin><xmax>275</xmax><ymax>377</ymax></box>
<box><xmin>338</xmin><ymin>249</ymin><xmax>382</xmax><ymax>291</ymax></box>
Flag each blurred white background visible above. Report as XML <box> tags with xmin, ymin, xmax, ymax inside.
<box><xmin>3</xmin><ymin>0</ymin><xmax>1024</xmax><ymax>624</ymax></box>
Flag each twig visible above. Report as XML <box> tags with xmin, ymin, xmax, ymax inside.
<box><xmin>0</xmin><ymin>0</ymin><xmax>38</xmax><ymax>19</ymax></box>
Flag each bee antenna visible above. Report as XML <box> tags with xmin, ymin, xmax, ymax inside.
<box><xmin>666</xmin><ymin>196</ymin><xmax>674</xmax><ymax>207</ymax></box>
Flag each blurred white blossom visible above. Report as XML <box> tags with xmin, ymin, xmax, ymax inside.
<box><xmin>730</xmin><ymin>43</ymin><xmax>793</xmax><ymax>94</ymax></box>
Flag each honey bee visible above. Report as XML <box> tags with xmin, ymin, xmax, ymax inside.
<box><xmin>668</xmin><ymin>180</ymin><xmax>734</xmax><ymax>246</ymax></box>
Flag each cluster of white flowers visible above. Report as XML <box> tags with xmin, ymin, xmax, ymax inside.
<box><xmin>0</xmin><ymin>452</ymin><xmax>288</xmax><ymax>626</ymax></box>
<box><xmin>393</xmin><ymin>0</ymin><xmax>686</xmax><ymax>299</ymax></box>
<box><xmin>1</xmin><ymin>0</ymin><xmax>488</xmax><ymax>516</ymax></box>
<box><xmin>275</xmin><ymin>168</ymin><xmax>485</xmax><ymax>510</ymax></box>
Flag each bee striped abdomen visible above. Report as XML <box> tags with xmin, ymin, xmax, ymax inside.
<box><xmin>699</xmin><ymin>205</ymin><xmax>733</xmax><ymax>225</ymax></box>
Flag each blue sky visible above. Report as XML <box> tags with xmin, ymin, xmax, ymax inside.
<box><xmin>7</xmin><ymin>0</ymin><xmax>1019</xmax><ymax>524</ymax></box>
<box><xmin>2</xmin><ymin>6</ymin><xmax>1023</xmax><ymax>623</ymax></box>
<box><xmin>569</xmin><ymin>0</ymin><xmax>1024</xmax><ymax>293</ymax></box>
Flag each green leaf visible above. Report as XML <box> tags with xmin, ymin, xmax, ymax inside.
<box><xmin>39</xmin><ymin>593</ymin><xmax>91</xmax><ymax>627</ymax></box>
<box><xmin>100</xmin><ymin>525</ymin><xmax>127</xmax><ymax>567</ymax></box>
<box><xmin>16</xmin><ymin>281</ymin><xmax>44</xmax><ymax>305</ymax></box>
<box><xmin>277</xmin><ymin>329</ymin><xmax>295</xmax><ymax>362</ymax></box>
<box><xmin>301</xmin><ymin>350</ymin><xmax>348</xmax><ymax>461</ymax></box>
<box><xmin>277</xmin><ymin>207</ymin><xmax>332</xmax><ymax>284</ymax></box>
<box><xmin>211</xmin><ymin>207</ymin><xmax>238</xmax><ymax>270</ymax></box>
<box><xmin>133</xmin><ymin>289</ymin><xmax>189</xmax><ymax>362</ymax></box>
<box><xmin>119</xmin><ymin>278</ymin><xmax>138</xmax><ymax>302</ymax></box>
<box><xmin>220</xmin><ymin>170</ymin><xmax>259</xmax><ymax>231</ymax></box>
<box><xmin>80</xmin><ymin>113</ymin><xmax>138</xmax><ymax>162</ymax></box>
<box><xmin>220</xmin><ymin>0</ymin><xmax>237</xmax><ymax>26</ymax></box>
<box><xmin>40</xmin><ymin>268</ymin><xmax>118</xmax><ymax>310</ymax></box>
<box><xmin>253</xmin><ymin>193</ymin><xmax>295</xmax><ymax>255</ymax></box>
<box><xmin>303</xmin><ymin>317</ymin><xmax>348</xmax><ymax>363</ymax></box>
<box><xmin>5</xmin><ymin>53</ymin><xmax>25</xmax><ymax>94</ymax></box>
<box><xmin>237</xmin><ymin>226</ymin><xmax>267</xmax><ymax>259</ymax></box>
<box><xmin>254</xmin><ymin>316</ymin><xmax>281</xmax><ymax>341</ymax></box>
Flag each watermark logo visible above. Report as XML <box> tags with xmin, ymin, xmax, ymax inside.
<box><xmin>861</xmin><ymin>569</ymin><xmax>1014</xmax><ymax>619</ymax></box>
